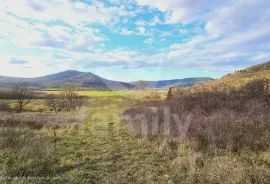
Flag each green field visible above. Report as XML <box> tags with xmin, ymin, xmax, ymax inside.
<box><xmin>41</xmin><ymin>89</ymin><xmax>167</xmax><ymax>98</ymax></box>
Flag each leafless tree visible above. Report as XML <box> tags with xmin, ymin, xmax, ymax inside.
<box><xmin>59</xmin><ymin>82</ymin><xmax>85</xmax><ymax>111</ymax></box>
<box><xmin>45</xmin><ymin>97</ymin><xmax>60</xmax><ymax>113</ymax></box>
<box><xmin>12</xmin><ymin>83</ymin><xmax>33</xmax><ymax>112</ymax></box>
<box><xmin>135</xmin><ymin>80</ymin><xmax>150</xmax><ymax>90</ymax></box>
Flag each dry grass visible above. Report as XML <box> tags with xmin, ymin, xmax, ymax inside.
<box><xmin>122</xmin><ymin>79</ymin><xmax>270</xmax><ymax>183</ymax></box>
<box><xmin>0</xmin><ymin>99</ymin><xmax>90</xmax><ymax>182</ymax></box>
<box><xmin>0</xmin><ymin>108</ymin><xmax>89</xmax><ymax>130</ymax></box>
<box><xmin>170</xmin><ymin>146</ymin><xmax>270</xmax><ymax>184</ymax></box>
<box><xmin>0</xmin><ymin>102</ymin><xmax>13</xmax><ymax>112</ymax></box>
<box><xmin>1</xmin><ymin>83</ymin><xmax>270</xmax><ymax>183</ymax></box>
<box><xmin>123</xmin><ymin>79</ymin><xmax>270</xmax><ymax>151</ymax></box>
<box><xmin>0</xmin><ymin>126</ymin><xmax>56</xmax><ymax>178</ymax></box>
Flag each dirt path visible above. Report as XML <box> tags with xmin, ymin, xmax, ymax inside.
<box><xmin>54</xmin><ymin>98</ymin><xmax>172</xmax><ymax>184</ymax></box>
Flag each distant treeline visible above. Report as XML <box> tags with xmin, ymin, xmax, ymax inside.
<box><xmin>0</xmin><ymin>90</ymin><xmax>50</xmax><ymax>100</ymax></box>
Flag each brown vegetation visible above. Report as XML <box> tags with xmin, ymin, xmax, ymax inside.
<box><xmin>12</xmin><ymin>83</ymin><xmax>33</xmax><ymax>112</ymax></box>
<box><xmin>135</xmin><ymin>80</ymin><xmax>150</xmax><ymax>90</ymax></box>
<box><xmin>123</xmin><ymin>79</ymin><xmax>270</xmax><ymax>152</ymax></box>
<box><xmin>0</xmin><ymin>109</ymin><xmax>88</xmax><ymax>129</ymax></box>
<box><xmin>123</xmin><ymin>79</ymin><xmax>270</xmax><ymax>183</ymax></box>
<box><xmin>45</xmin><ymin>84</ymin><xmax>87</xmax><ymax>112</ymax></box>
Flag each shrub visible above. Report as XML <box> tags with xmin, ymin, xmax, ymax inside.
<box><xmin>0</xmin><ymin>102</ymin><xmax>12</xmax><ymax>112</ymax></box>
<box><xmin>167</xmin><ymin>87</ymin><xmax>173</xmax><ymax>100</ymax></box>
<box><xmin>45</xmin><ymin>96</ymin><xmax>61</xmax><ymax>113</ymax></box>
<box><xmin>123</xmin><ymin>79</ymin><xmax>270</xmax><ymax>152</ymax></box>
<box><xmin>142</xmin><ymin>91</ymin><xmax>161</xmax><ymax>102</ymax></box>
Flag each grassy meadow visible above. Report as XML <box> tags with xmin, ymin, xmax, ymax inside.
<box><xmin>0</xmin><ymin>84</ymin><xmax>270</xmax><ymax>183</ymax></box>
<box><xmin>40</xmin><ymin>89</ymin><xmax>168</xmax><ymax>98</ymax></box>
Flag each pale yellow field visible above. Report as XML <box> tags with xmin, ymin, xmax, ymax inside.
<box><xmin>40</xmin><ymin>89</ymin><xmax>168</xmax><ymax>99</ymax></box>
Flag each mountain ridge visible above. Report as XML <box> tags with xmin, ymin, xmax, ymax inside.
<box><xmin>0</xmin><ymin>70</ymin><xmax>134</xmax><ymax>90</ymax></box>
<box><xmin>131</xmin><ymin>77</ymin><xmax>214</xmax><ymax>88</ymax></box>
<box><xmin>0</xmin><ymin>70</ymin><xmax>214</xmax><ymax>90</ymax></box>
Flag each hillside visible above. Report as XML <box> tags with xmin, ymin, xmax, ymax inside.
<box><xmin>205</xmin><ymin>61</ymin><xmax>270</xmax><ymax>88</ymax></box>
<box><xmin>0</xmin><ymin>70</ymin><xmax>134</xmax><ymax>90</ymax></box>
<box><xmin>131</xmin><ymin>77</ymin><xmax>214</xmax><ymax>88</ymax></box>
<box><xmin>0</xmin><ymin>71</ymin><xmax>215</xmax><ymax>90</ymax></box>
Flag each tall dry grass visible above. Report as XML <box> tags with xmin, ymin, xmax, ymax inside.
<box><xmin>123</xmin><ymin>80</ymin><xmax>270</xmax><ymax>183</ymax></box>
<box><xmin>0</xmin><ymin>126</ymin><xmax>56</xmax><ymax>177</ymax></box>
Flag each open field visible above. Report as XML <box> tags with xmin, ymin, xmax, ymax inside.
<box><xmin>1</xmin><ymin>84</ymin><xmax>270</xmax><ymax>183</ymax></box>
<box><xmin>0</xmin><ymin>94</ymin><xmax>173</xmax><ymax>183</ymax></box>
<box><xmin>40</xmin><ymin>89</ymin><xmax>168</xmax><ymax>98</ymax></box>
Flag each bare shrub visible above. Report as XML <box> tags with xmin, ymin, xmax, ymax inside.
<box><xmin>12</xmin><ymin>83</ymin><xmax>33</xmax><ymax>112</ymax></box>
<box><xmin>188</xmin><ymin>109</ymin><xmax>270</xmax><ymax>152</ymax></box>
<box><xmin>239</xmin><ymin>79</ymin><xmax>270</xmax><ymax>102</ymax></box>
<box><xmin>123</xmin><ymin>79</ymin><xmax>270</xmax><ymax>152</ymax></box>
<box><xmin>167</xmin><ymin>87</ymin><xmax>173</xmax><ymax>100</ymax></box>
<box><xmin>45</xmin><ymin>95</ymin><xmax>61</xmax><ymax>113</ymax></box>
<box><xmin>58</xmin><ymin>83</ymin><xmax>87</xmax><ymax>111</ymax></box>
<box><xmin>0</xmin><ymin>102</ymin><xmax>12</xmax><ymax>112</ymax></box>
<box><xmin>0</xmin><ymin>110</ymin><xmax>88</xmax><ymax>129</ymax></box>
<box><xmin>135</xmin><ymin>80</ymin><xmax>150</xmax><ymax>90</ymax></box>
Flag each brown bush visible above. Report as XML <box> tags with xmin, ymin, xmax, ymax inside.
<box><xmin>0</xmin><ymin>102</ymin><xmax>13</xmax><ymax>112</ymax></box>
<box><xmin>0</xmin><ymin>109</ymin><xmax>88</xmax><ymax>129</ymax></box>
<box><xmin>44</xmin><ymin>93</ymin><xmax>88</xmax><ymax>112</ymax></box>
<box><xmin>123</xmin><ymin>79</ymin><xmax>270</xmax><ymax>152</ymax></box>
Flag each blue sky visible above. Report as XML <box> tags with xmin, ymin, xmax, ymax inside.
<box><xmin>0</xmin><ymin>0</ymin><xmax>270</xmax><ymax>81</ymax></box>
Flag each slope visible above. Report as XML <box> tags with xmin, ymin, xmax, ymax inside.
<box><xmin>0</xmin><ymin>70</ymin><xmax>134</xmax><ymax>90</ymax></box>
<box><xmin>132</xmin><ymin>77</ymin><xmax>214</xmax><ymax>88</ymax></box>
<box><xmin>208</xmin><ymin>60</ymin><xmax>270</xmax><ymax>87</ymax></box>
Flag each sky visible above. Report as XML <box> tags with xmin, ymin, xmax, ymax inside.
<box><xmin>0</xmin><ymin>0</ymin><xmax>270</xmax><ymax>82</ymax></box>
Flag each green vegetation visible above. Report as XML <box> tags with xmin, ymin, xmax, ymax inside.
<box><xmin>42</xmin><ymin>90</ymin><xmax>167</xmax><ymax>98</ymax></box>
<box><xmin>44</xmin><ymin>88</ymin><xmax>61</xmax><ymax>91</ymax></box>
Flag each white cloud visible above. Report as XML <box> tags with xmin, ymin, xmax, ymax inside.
<box><xmin>138</xmin><ymin>27</ymin><xmax>145</xmax><ymax>34</ymax></box>
<box><xmin>135</xmin><ymin>19</ymin><xmax>146</xmax><ymax>26</ymax></box>
<box><xmin>161</xmin><ymin>32</ymin><xmax>171</xmax><ymax>37</ymax></box>
<box><xmin>179</xmin><ymin>29</ymin><xmax>187</xmax><ymax>34</ymax></box>
<box><xmin>121</xmin><ymin>28</ymin><xmax>135</xmax><ymax>35</ymax></box>
<box><xmin>135</xmin><ymin>15</ymin><xmax>162</xmax><ymax>26</ymax></box>
<box><xmin>144</xmin><ymin>38</ymin><xmax>154</xmax><ymax>44</ymax></box>
<box><xmin>119</xmin><ymin>27</ymin><xmax>148</xmax><ymax>36</ymax></box>
<box><xmin>4</xmin><ymin>0</ymin><xmax>136</xmax><ymax>26</ymax></box>
<box><xmin>205</xmin><ymin>0</ymin><xmax>270</xmax><ymax>35</ymax></box>
<box><xmin>0</xmin><ymin>16</ymin><xmax>107</xmax><ymax>53</ymax></box>
<box><xmin>135</xmin><ymin>0</ymin><xmax>224</xmax><ymax>24</ymax></box>
<box><xmin>1</xmin><ymin>0</ymin><xmax>270</xmax><ymax>76</ymax></box>
<box><xmin>164</xmin><ymin>0</ymin><xmax>270</xmax><ymax>70</ymax></box>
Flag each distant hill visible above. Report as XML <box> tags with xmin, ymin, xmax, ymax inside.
<box><xmin>0</xmin><ymin>70</ymin><xmax>134</xmax><ymax>90</ymax></box>
<box><xmin>0</xmin><ymin>70</ymin><xmax>215</xmax><ymax>90</ymax></box>
<box><xmin>131</xmin><ymin>77</ymin><xmax>214</xmax><ymax>88</ymax></box>
<box><xmin>208</xmin><ymin>60</ymin><xmax>270</xmax><ymax>87</ymax></box>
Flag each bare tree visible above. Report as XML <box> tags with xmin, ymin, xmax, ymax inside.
<box><xmin>13</xmin><ymin>83</ymin><xmax>32</xmax><ymax>112</ymax></box>
<box><xmin>59</xmin><ymin>82</ymin><xmax>85</xmax><ymax>111</ymax></box>
<box><xmin>45</xmin><ymin>97</ymin><xmax>60</xmax><ymax>113</ymax></box>
<box><xmin>135</xmin><ymin>80</ymin><xmax>150</xmax><ymax>90</ymax></box>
